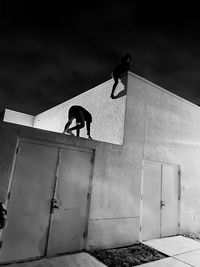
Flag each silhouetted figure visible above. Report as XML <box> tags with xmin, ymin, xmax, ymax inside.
<box><xmin>0</xmin><ymin>201</ymin><xmax>7</xmax><ymax>230</ymax></box>
<box><xmin>111</xmin><ymin>53</ymin><xmax>132</xmax><ymax>99</ymax></box>
<box><xmin>63</xmin><ymin>105</ymin><xmax>92</xmax><ymax>139</ymax></box>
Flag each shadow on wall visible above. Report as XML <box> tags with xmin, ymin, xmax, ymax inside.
<box><xmin>114</xmin><ymin>75</ymin><xmax>127</xmax><ymax>99</ymax></box>
<box><xmin>114</xmin><ymin>86</ymin><xmax>127</xmax><ymax>99</ymax></box>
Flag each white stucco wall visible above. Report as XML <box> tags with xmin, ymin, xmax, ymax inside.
<box><xmin>87</xmin><ymin>72</ymin><xmax>146</xmax><ymax>248</ymax></box>
<box><xmin>87</xmin><ymin>72</ymin><xmax>200</xmax><ymax>248</ymax></box>
<box><xmin>33</xmin><ymin>78</ymin><xmax>127</xmax><ymax>145</ymax></box>
<box><xmin>127</xmin><ymin>72</ymin><xmax>200</xmax><ymax>234</ymax></box>
<box><xmin>3</xmin><ymin>109</ymin><xmax>34</xmax><ymax>127</ymax></box>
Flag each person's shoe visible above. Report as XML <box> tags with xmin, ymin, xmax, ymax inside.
<box><xmin>111</xmin><ymin>94</ymin><xmax>116</xmax><ymax>99</ymax></box>
<box><xmin>66</xmin><ymin>129</ymin><xmax>75</xmax><ymax>136</ymax></box>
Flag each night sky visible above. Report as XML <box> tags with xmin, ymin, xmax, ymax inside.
<box><xmin>0</xmin><ymin>2</ymin><xmax>200</xmax><ymax>115</ymax></box>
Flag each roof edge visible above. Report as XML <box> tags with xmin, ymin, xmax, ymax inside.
<box><xmin>128</xmin><ymin>71</ymin><xmax>200</xmax><ymax>110</ymax></box>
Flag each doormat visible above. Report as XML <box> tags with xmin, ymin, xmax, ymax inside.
<box><xmin>89</xmin><ymin>242</ymin><xmax>168</xmax><ymax>266</ymax></box>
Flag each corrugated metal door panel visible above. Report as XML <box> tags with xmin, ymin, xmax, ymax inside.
<box><xmin>0</xmin><ymin>142</ymin><xmax>58</xmax><ymax>263</ymax></box>
<box><xmin>161</xmin><ymin>165</ymin><xmax>179</xmax><ymax>237</ymax></box>
<box><xmin>47</xmin><ymin>148</ymin><xmax>93</xmax><ymax>254</ymax></box>
<box><xmin>141</xmin><ymin>162</ymin><xmax>161</xmax><ymax>240</ymax></box>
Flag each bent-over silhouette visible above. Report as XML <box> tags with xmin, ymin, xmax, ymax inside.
<box><xmin>63</xmin><ymin>105</ymin><xmax>92</xmax><ymax>139</ymax></box>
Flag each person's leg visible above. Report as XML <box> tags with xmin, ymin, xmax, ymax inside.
<box><xmin>111</xmin><ymin>73</ymin><xmax>119</xmax><ymax>99</ymax></box>
<box><xmin>76</xmin><ymin>122</ymin><xmax>80</xmax><ymax>137</ymax></box>
<box><xmin>86</xmin><ymin>120</ymin><xmax>92</xmax><ymax>139</ymax></box>
<box><xmin>67</xmin><ymin>111</ymin><xmax>85</xmax><ymax>137</ymax></box>
<box><xmin>67</xmin><ymin>121</ymin><xmax>85</xmax><ymax>136</ymax></box>
<box><xmin>63</xmin><ymin>107</ymin><xmax>74</xmax><ymax>133</ymax></box>
<box><xmin>63</xmin><ymin>119</ymin><xmax>72</xmax><ymax>133</ymax></box>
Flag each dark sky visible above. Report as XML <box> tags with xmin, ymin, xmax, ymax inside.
<box><xmin>0</xmin><ymin>2</ymin><xmax>200</xmax><ymax>115</ymax></box>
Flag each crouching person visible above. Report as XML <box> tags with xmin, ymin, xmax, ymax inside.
<box><xmin>63</xmin><ymin>105</ymin><xmax>93</xmax><ymax>139</ymax></box>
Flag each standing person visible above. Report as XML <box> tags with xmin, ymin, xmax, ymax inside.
<box><xmin>63</xmin><ymin>105</ymin><xmax>93</xmax><ymax>139</ymax></box>
<box><xmin>111</xmin><ymin>53</ymin><xmax>132</xmax><ymax>99</ymax></box>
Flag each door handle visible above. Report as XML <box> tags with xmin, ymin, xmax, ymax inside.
<box><xmin>50</xmin><ymin>198</ymin><xmax>60</xmax><ymax>213</ymax></box>
<box><xmin>160</xmin><ymin>200</ymin><xmax>165</xmax><ymax>208</ymax></box>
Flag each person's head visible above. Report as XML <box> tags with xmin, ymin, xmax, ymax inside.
<box><xmin>124</xmin><ymin>53</ymin><xmax>131</xmax><ymax>62</ymax></box>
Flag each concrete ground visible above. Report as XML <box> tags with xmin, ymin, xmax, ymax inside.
<box><xmin>2</xmin><ymin>236</ymin><xmax>200</xmax><ymax>267</ymax></box>
<box><xmin>0</xmin><ymin>252</ymin><xmax>106</xmax><ymax>267</ymax></box>
<box><xmin>141</xmin><ymin>236</ymin><xmax>200</xmax><ymax>267</ymax></box>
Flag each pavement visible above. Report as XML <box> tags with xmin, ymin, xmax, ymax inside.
<box><xmin>1</xmin><ymin>236</ymin><xmax>200</xmax><ymax>267</ymax></box>
<box><xmin>141</xmin><ymin>235</ymin><xmax>200</xmax><ymax>267</ymax></box>
<box><xmin>0</xmin><ymin>252</ymin><xmax>106</xmax><ymax>267</ymax></box>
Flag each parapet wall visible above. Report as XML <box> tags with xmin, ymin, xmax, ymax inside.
<box><xmin>33</xmin><ymin>77</ymin><xmax>127</xmax><ymax>145</ymax></box>
<box><xmin>3</xmin><ymin>109</ymin><xmax>34</xmax><ymax>127</ymax></box>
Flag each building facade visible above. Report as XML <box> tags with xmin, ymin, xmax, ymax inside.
<box><xmin>0</xmin><ymin>72</ymin><xmax>200</xmax><ymax>264</ymax></box>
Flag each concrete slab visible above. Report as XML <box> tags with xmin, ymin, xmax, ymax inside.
<box><xmin>143</xmin><ymin>236</ymin><xmax>200</xmax><ymax>256</ymax></box>
<box><xmin>139</xmin><ymin>257</ymin><xmax>191</xmax><ymax>266</ymax></box>
<box><xmin>0</xmin><ymin>252</ymin><xmax>106</xmax><ymax>267</ymax></box>
<box><xmin>174</xmin><ymin>249</ymin><xmax>200</xmax><ymax>267</ymax></box>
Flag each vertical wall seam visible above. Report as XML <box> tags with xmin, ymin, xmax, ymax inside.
<box><xmin>84</xmin><ymin>149</ymin><xmax>96</xmax><ymax>250</ymax></box>
<box><xmin>122</xmin><ymin>73</ymin><xmax>129</xmax><ymax>146</ymax></box>
<box><xmin>142</xmin><ymin>86</ymin><xmax>148</xmax><ymax>159</ymax></box>
<box><xmin>160</xmin><ymin>165</ymin><xmax>163</xmax><ymax>237</ymax></box>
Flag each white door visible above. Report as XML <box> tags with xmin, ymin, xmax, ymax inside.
<box><xmin>141</xmin><ymin>162</ymin><xmax>161</xmax><ymax>240</ymax></box>
<box><xmin>47</xmin><ymin>148</ymin><xmax>93</xmax><ymax>254</ymax></box>
<box><xmin>141</xmin><ymin>161</ymin><xmax>180</xmax><ymax>241</ymax></box>
<box><xmin>161</xmin><ymin>165</ymin><xmax>180</xmax><ymax>237</ymax></box>
<box><xmin>0</xmin><ymin>142</ymin><xmax>58</xmax><ymax>262</ymax></box>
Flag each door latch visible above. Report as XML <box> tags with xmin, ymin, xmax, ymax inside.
<box><xmin>160</xmin><ymin>200</ymin><xmax>165</xmax><ymax>208</ymax></box>
<box><xmin>50</xmin><ymin>198</ymin><xmax>60</xmax><ymax>214</ymax></box>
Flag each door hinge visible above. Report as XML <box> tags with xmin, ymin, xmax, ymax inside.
<box><xmin>140</xmin><ymin>226</ymin><xmax>142</xmax><ymax>232</ymax></box>
<box><xmin>16</xmin><ymin>146</ymin><xmax>20</xmax><ymax>154</ymax></box>
<box><xmin>178</xmin><ymin>170</ymin><xmax>181</xmax><ymax>176</ymax></box>
<box><xmin>178</xmin><ymin>195</ymin><xmax>180</xmax><ymax>200</ymax></box>
<box><xmin>87</xmin><ymin>192</ymin><xmax>90</xmax><ymax>199</ymax></box>
<box><xmin>178</xmin><ymin>222</ymin><xmax>180</xmax><ymax>227</ymax></box>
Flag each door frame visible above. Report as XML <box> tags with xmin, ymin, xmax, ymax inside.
<box><xmin>139</xmin><ymin>160</ymin><xmax>181</xmax><ymax>241</ymax></box>
<box><xmin>2</xmin><ymin>137</ymin><xmax>95</xmax><ymax>263</ymax></box>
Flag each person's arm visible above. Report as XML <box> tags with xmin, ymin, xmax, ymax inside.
<box><xmin>63</xmin><ymin>119</ymin><xmax>72</xmax><ymax>132</ymax></box>
<box><xmin>76</xmin><ymin>127</ymin><xmax>80</xmax><ymax>137</ymax></box>
<box><xmin>86</xmin><ymin>120</ymin><xmax>92</xmax><ymax>139</ymax></box>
